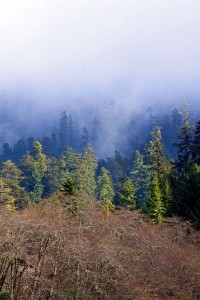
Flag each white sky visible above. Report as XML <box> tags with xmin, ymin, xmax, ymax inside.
<box><xmin>0</xmin><ymin>0</ymin><xmax>200</xmax><ymax>106</ymax></box>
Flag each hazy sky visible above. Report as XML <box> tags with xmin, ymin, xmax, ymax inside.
<box><xmin>0</xmin><ymin>0</ymin><xmax>200</xmax><ymax>108</ymax></box>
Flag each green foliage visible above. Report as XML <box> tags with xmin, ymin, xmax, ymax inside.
<box><xmin>0</xmin><ymin>160</ymin><xmax>30</xmax><ymax>209</ymax></box>
<box><xmin>60</xmin><ymin>176</ymin><xmax>78</xmax><ymax>196</ymax></box>
<box><xmin>42</xmin><ymin>158</ymin><xmax>62</xmax><ymax>198</ymax></box>
<box><xmin>76</xmin><ymin>144</ymin><xmax>97</xmax><ymax>195</ymax></box>
<box><xmin>148</xmin><ymin>173</ymin><xmax>165</xmax><ymax>224</ymax></box>
<box><xmin>161</xmin><ymin>178</ymin><xmax>172</xmax><ymax>214</ymax></box>
<box><xmin>97</xmin><ymin>167</ymin><xmax>115</xmax><ymax>211</ymax></box>
<box><xmin>131</xmin><ymin>150</ymin><xmax>151</xmax><ymax>209</ymax></box>
<box><xmin>61</xmin><ymin>147</ymin><xmax>80</xmax><ymax>174</ymax></box>
<box><xmin>173</xmin><ymin>101</ymin><xmax>194</xmax><ymax>173</ymax></box>
<box><xmin>0</xmin><ymin>291</ymin><xmax>10</xmax><ymax>300</ymax></box>
<box><xmin>171</xmin><ymin>163</ymin><xmax>200</xmax><ymax>226</ymax></box>
<box><xmin>148</xmin><ymin>126</ymin><xmax>166</xmax><ymax>178</ymax></box>
<box><xmin>20</xmin><ymin>142</ymin><xmax>48</xmax><ymax>203</ymax></box>
<box><xmin>118</xmin><ymin>177</ymin><xmax>136</xmax><ymax>209</ymax></box>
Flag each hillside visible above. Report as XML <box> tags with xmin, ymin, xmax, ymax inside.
<box><xmin>0</xmin><ymin>194</ymin><xmax>200</xmax><ymax>300</ymax></box>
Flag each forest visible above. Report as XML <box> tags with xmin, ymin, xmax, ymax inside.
<box><xmin>0</xmin><ymin>101</ymin><xmax>200</xmax><ymax>226</ymax></box>
<box><xmin>0</xmin><ymin>101</ymin><xmax>200</xmax><ymax>299</ymax></box>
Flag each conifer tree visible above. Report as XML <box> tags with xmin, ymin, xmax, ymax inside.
<box><xmin>20</xmin><ymin>154</ymin><xmax>43</xmax><ymax>203</ymax></box>
<box><xmin>148</xmin><ymin>173</ymin><xmax>165</xmax><ymax>224</ymax></box>
<box><xmin>118</xmin><ymin>177</ymin><xmax>136</xmax><ymax>209</ymax></box>
<box><xmin>42</xmin><ymin>157</ymin><xmax>62</xmax><ymax>198</ymax></box>
<box><xmin>76</xmin><ymin>144</ymin><xmax>97</xmax><ymax>195</ymax></box>
<box><xmin>97</xmin><ymin>167</ymin><xmax>115</xmax><ymax>212</ymax></box>
<box><xmin>148</xmin><ymin>126</ymin><xmax>166</xmax><ymax>179</ymax></box>
<box><xmin>171</xmin><ymin>162</ymin><xmax>200</xmax><ymax>225</ymax></box>
<box><xmin>13</xmin><ymin>138</ymin><xmax>27</xmax><ymax>164</ymax></box>
<box><xmin>42</xmin><ymin>136</ymin><xmax>53</xmax><ymax>156</ymax></box>
<box><xmin>173</xmin><ymin>101</ymin><xmax>194</xmax><ymax>173</ymax></box>
<box><xmin>131</xmin><ymin>150</ymin><xmax>151</xmax><ymax>209</ymax></box>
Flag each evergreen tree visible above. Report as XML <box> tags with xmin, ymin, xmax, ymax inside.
<box><xmin>13</xmin><ymin>138</ymin><xmax>27</xmax><ymax>164</ymax></box>
<box><xmin>148</xmin><ymin>126</ymin><xmax>166</xmax><ymax>179</ymax></box>
<box><xmin>42</xmin><ymin>136</ymin><xmax>53</xmax><ymax>156</ymax></box>
<box><xmin>59</xmin><ymin>111</ymin><xmax>69</xmax><ymax>153</ymax></box>
<box><xmin>171</xmin><ymin>162</ymin><xmax>200</xmax><ymax>225</ymax></box>
<box><xmin>20</xmin><ymin>154</ymin><xmax>43</xmax><ymax>203</ymax></box>
<box><xmin>118</xmin><ymin>177</ymin><xmax>136</xmax><ymax>209</ymax></box>
<box><xmin>97</xmin><ymin>167</ymin><xmax>115</xmax><ymax>212</ymax></box>
<box><xmin>32</xmin><ymin>141</ymin><xmax>48</xmax><ymax>176</ymax></box>
<box><xmin>76</xmin><ymin>144</ymin><xmax>97</xmax><ymax>195</ymax></box>
<box><xmin>173</xmin><ymin>102</ymin><xmax>194</xmax><ymax>173</ymax></box>
<box><xmin>148</xmin><ymin>173</ymin><xmax>165</xmax><ymax>224</ymax></box>
<box><xmin>61</xmin><ymin>147</ymin><xmax>80</xmax><ymax>175</ymax></box>
<box><xmin>42</xmin><ymin>157</ymin><xmax>62</xmax><ymax>198</ymax></box>
<box><xmin>131</xmin><ymin>150</ymin><xmax>151</xmax><ymax>209</ymax></box>
<box><xmin>60</xmin><ymin>175</ymin><xmax>78</xmax><ymax>196</ymax></box>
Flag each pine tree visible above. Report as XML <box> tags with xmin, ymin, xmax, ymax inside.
<box><xmin>60</xmin><ymin>175</ymin><xmax>78</xmax><ymax>196</ymax></box>
<box><xmin>171</xmin><ymin>162</ymin><xmax>200</xmax><ymax>224</ymax></box>
<box><xmin>13</xmin><ymin>138</ymin><xmax>27</xmax><ymax>164</ymax></box>
<box><xmin>148</xmin><ymin>126</ymin><xmax>166</xmax><ymax>179</ymax></box>
<box><xmin>20</xmin><ymin>154</ymin><xmax>43</xmax><ymax>203</ymax></box>
<box><xmin>76</xmin><ymin>144</ymin><xmax>97</xmax><ymax>195</ymax></box>
<box><xmin>131</xmin><ymin>150</ymin><xmax>151</xmax><ymax>209</ymax></box>
<box><xmin>32</xmin><ymin>141</ymin><xmax>48</xmax><ymax>176</ymax></box>
<box><xmin>148</xmin><ymin>173</ymin><xmax>165</xmax><ymax>224</ymax></box>
<box><xmin>97</xmin><ymin>167</ymin><xmax>115</xmax><ymax>212</ymax></box>
<box><xmin>173</xmin><ymin>101</ymin><xmax>194</xmax><ymax>173</ymax></box>
<box><xmin>42</xmin><ymin>136</ymin><xmax>53</xmax><ymax>156</ymax></box>
<box><xmin>42</xmin><ymin>157</ymin><xmax>62</xmax><ymax>198</ymax></box>
<box><xmin>61</xmin><ymin>147</ymin><xmax>80</xmax><ymax>174</ymax></box>
<box><xmin>118</xmin><ymin>177</ymin><xmax>136</xmax><ymax>209</ymax></box>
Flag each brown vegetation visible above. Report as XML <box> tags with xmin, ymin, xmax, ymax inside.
<box><xmin>0</xmin><ymin>194</ymin><xmax>200</xmax><ymax>300</ymax></box>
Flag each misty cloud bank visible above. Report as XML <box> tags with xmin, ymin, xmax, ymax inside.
<box><xmin>0</xmin><ymin>1</ymin><xmax>200</xmax><ymax>155</ymax></box>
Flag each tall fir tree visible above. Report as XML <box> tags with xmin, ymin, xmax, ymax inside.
<box><xmin>118</xmin><ymin>177</ymin><xmax>136</xmax><ymax>209</ymax></box>
<box><xmin>173</xmin><ymin>101</ymin><xmax>194</xmax><ymax>173</ymax></box>
<box><xmin>97</xmin><ymin>167</ymin><xmax>115</xmax><ymax>212</ymax></box>
<box><xmin>131</xmin><ymin>150</ymin><xmax>151</xmax><ymax>209</ymax></box>
<box><xmin>148</xmin><ymin>173</ymin><xmax>165</xmax><ymax>224</ymax></box>
<box><xmin>76</xmin><ymin>144</ymin><xmax>97</xmax><ymax>195</ymax></box>
<box><xmin>148</xmin><ymin>126</ymin><xmax>166</xmax><ymax>179</ymax></box>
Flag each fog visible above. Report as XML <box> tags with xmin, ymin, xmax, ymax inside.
<box><xmin>0</xmin><ymin>0</ymin><xmax>200</xmax><ymax>155</ymax></box>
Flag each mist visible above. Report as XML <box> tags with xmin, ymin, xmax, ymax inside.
<box><xmin>0</xmin><ymin>0</ymin><xmax>200</xmax><ymax>156</ymax></box>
